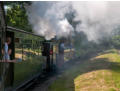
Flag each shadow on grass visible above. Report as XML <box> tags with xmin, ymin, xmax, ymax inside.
<box><xmin>49</xmin><ymin>52</ymin><xmax>120</xmax><ymax>91</ymax></box>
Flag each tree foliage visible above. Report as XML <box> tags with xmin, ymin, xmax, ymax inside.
<box><xmin>4</xmin><ymin>1</ymin><xmax>32</xmax><ymax>32</ymax></box>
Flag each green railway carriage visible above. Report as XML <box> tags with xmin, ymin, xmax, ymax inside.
<box><xmin>0</xmin><ymin>3</ymin><xmax>58</xmax><ymax>90</ymax></box>
<box><xmin>0</xmin><ymin>27</ymin><xmax>58</xmax><ymax>91</ymax></box>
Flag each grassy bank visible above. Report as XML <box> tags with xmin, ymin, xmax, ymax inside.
<box><xmin>48</xmin><ymin>49</ymin><xmax>120</xmax><ymax>91</ymax></box>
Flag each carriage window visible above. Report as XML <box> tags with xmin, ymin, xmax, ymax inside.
<box><xmin>14</xmin><ymin>31</ymin><xmax>44</xmax><ymax>62</ymax></box>
<box><xmin>14</xmin><ymin>31</ymin><xmax>46</xmax><ymax>87</ymax></box>
<box><xmin>0</xmin><ymin>31</ymin><xmax>14</xmax><ymax>62</ymax></box>
<box><xmin>15</xmin><ymin>37</ymin><xmax>22</xmax><ymax>62</ymax></box>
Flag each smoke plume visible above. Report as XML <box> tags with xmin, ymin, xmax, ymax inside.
<box><xmin>25</xmin><ymin>1</ymin><xmax>120</xmax><ymax>42</ymax></box>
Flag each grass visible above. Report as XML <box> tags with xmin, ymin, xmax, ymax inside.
<box><xmin>48</xmin><ymin>49</ymin><xmax>120</xmax><ymax>91</ymax></box>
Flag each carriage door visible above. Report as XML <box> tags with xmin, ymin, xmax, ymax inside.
<box><xmin>4</xmin><ymin>31</ymin><xmax>15</xmax><ymax>88</ymax></box>
<box><xmin>0</xmin><ymin>2</ymin><xmax>6</xmax><ymax>60</ymax></box>
<box><xmin>0</xmin><ymin>2</ymin><xmax>14</xmax><ymax>90</ymax></box>
<box><xmin>0</xmin><ymin>2</ymin><xmax>7</xmax><ymax>91</ymax></box>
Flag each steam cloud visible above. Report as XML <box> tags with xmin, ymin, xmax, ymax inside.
<box><xmin>26</xmin><ymin>1</ymin><xmax>120</xmax><ymax>42</ymax></box>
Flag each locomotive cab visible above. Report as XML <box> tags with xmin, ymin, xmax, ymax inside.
<box><xmin>42</xmin><ymin>41</ymin><xmax>53</xmax><ymax>56</ymax></box>
<box><xmin>42</xmin><ymin>41</ymin><xmax>54</xmax><ymax>72</ymax></box>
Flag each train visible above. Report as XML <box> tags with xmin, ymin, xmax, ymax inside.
<box><xmin>0</xmin><ymin>2</ymin><xmax>58</xmax><ymax>90</ymax></box>
<box><xmin>0</xmin><ymin>25</ymin><xmax>59</xmax><ymax>90</ymax></box>
<box><xmin>0</xmin><ymin>2</ymin><xmax>74</xmax><ymax>91</ymax></box>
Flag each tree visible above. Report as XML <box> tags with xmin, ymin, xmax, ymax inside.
<box><xmin>4</xmin><ymin>1</ymin><xmax>32</xmax><ymax>32</ymax></box>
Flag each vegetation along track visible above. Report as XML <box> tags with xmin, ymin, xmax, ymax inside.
<box><xmin>48</xmin><ymin>49</ymin><xmax>120</xmax><ymax>91</ymax></box>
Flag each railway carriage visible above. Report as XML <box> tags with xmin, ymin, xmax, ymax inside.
<box><xmin>0</xmin><ymin>25</ymin><xmax>58</xmax><ymax>90</ymax></box>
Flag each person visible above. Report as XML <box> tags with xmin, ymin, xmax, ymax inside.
<box><xmin>57</xmin><ymin>41</ymin><xmax>65</xmax><ymax>69</ymax></box>
<box><xmin>60</xmin><ymin>43</ymin><xmax>65</xmax><ymax>54</ymax></box>
<box><xmin>3</xmin><ymin>37</ymin><xmax>12</xmax><ymax>62</ymax></box>
<box><xmin>2</xmin><ymin>37</ymin><xmax>22</xmax><ymax>62</ymax></box>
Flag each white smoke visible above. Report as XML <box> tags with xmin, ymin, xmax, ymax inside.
<box><xmin>25</xmin><ymin>1</ymin><xmax>120</xmax><ymax>42</ymax></box>
<box><xmin>26</xmin><ymin>2</ymin><xmax>73</xmax><ymax>40</ymax></box>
